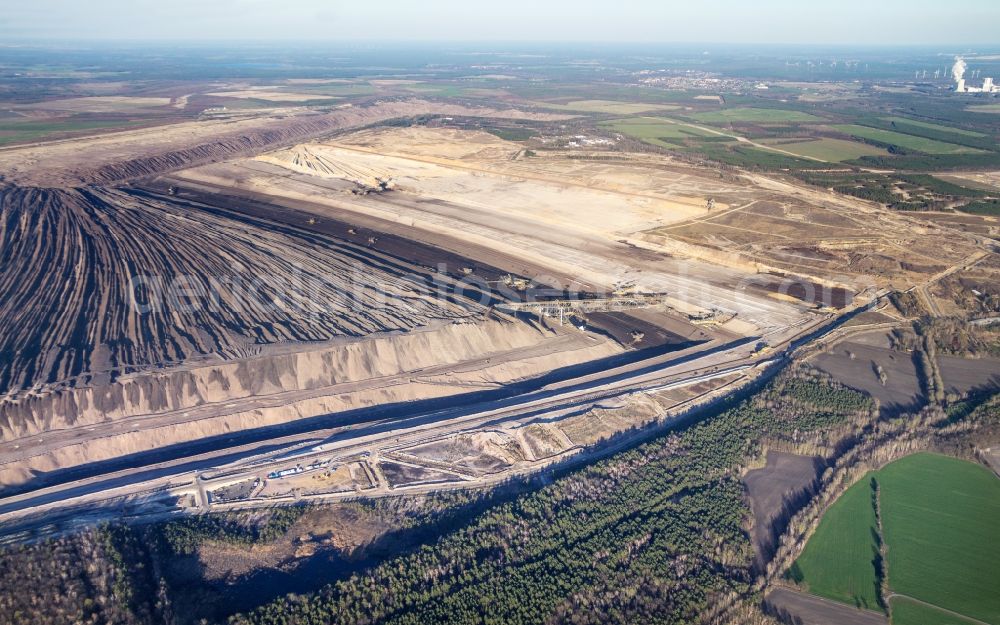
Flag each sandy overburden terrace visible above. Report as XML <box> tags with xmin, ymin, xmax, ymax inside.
<box><xmin>258</xmin><ymin>127</ymin><xmax>715</xmax><ymax>237</ymax></box>
<box><xmin>176</xmin><ymin>126</ymin><xmax>811</xmax><ymax>336</ymax></box>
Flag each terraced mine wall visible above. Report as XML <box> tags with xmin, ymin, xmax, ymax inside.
<box><xmin>0</xmin><ymin>318</ymin><xmax>585</xmax><ymax>439</ymax></box>
<box><xmin>0</xmin><ymin>318</ymin><xmax>623</xmax><ymax>488</ymax></box>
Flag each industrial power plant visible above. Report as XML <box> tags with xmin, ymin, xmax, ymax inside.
<box><xmin>953</xmin><ymin>56</ymin><xmax>1000</xmax><ymax>93</ymax></box>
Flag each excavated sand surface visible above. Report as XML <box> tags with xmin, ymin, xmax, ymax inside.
<box><xmin>0</xmin><ymin>101</ymin><xmax>646</xmax><ymax>490</ymax></box>
<box><xmin>260</xmin><ymin>127</ymin><xmax>711</xmax><ymax>235</ymax></box>
<box><xmin>178</xmin><ymin>127</ymin><xmax>810</xmax><ymax>334</ymax></box>
<box><xmin>0</xmin><ymin>99</ymin><xmax>631</xmax><ymax>488</ymax></box>
<box><xmin>0</xmin><ymin>319</ymin><xmax>621</xmax><ymax>485</ymax></box>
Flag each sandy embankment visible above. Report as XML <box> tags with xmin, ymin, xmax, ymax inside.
<box><xmin>0</xmin><ymin>318</ymin><xmax>620</xmax><ymax>487</ymax></box>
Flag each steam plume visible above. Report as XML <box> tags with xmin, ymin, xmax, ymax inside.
<box><xmin>952</xmin><ymin>56</ymin><xmax>967</xmax><ymax>83</ymax></box>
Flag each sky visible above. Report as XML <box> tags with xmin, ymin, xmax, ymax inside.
<box><xmin>2</xmin><ymin>0</ymin><xmax>999</xmax><ymax>46</ymax></box>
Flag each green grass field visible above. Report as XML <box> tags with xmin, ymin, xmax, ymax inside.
<box><xmin>536</xmin><ymin>99</ymin><xmax>680</xmax><ymax>114</ymax></box>
<box><xmin>689</xmin><ymin>107</ymin><xmax>824</xmax><ymax>124</ymax></box>
<box><xmin>699</xmin><ymin>144</ymin><xmax>821</xmax><ymax>169</ymax></box>
<box><xmin>882</xmin><ymin>117</ymin><xmax>988</xmax><ymax>138</ymax></box>
<box><xmin>890</xmin><ymin>597</ymin><xmax>983</xmax><ymax>625</ymax></box>
<box><xmin>787</xmin><ymin>475</ymin><xmax>882</xmax><ymax>610</ymax></box>
<box><xmin>967</xmin><ymin>104</ymin><xmax>1000</xmax><ymax>114</ymax></box>
<box><xmin>763</xmin><ymin>138</ymin><xmax>888</xmax><ymax>161</ymax></box>
<box><xmin>601</xmin><ymin>117</ymin><xmax>721</xmax><ymax>148</ymax></box>
<box><xmin>790</xmin><ymin>453</ymin><xmax>1000</xmax><ymax>625</ymax></box>
<box><xmin>832</xmin><ymin>125</ymin><xmax>983</xmax><ymax>155</ymax></box>
<box><xmin>402</xmin><ymin>84</ymin><xmax>471</xmax><ymax>98</ymax></box>
<box><xmin>0</xmin><ymin>119</ymin><xmax>145</xmax><ymax>146</ymax></box>
<box><xmin>296</xmin><ymin>83</ymin><xmax>379</xmax><ymax>96</ymax></box>
<box><xmin>484</xmin><ymin>127</ymin><xmax>537</xmax><ymax>141</ymax></box>
<box><xmin>879</xmin><ymin>453</ymin><xmax>1000</xmax><ymax>625</ymax></box>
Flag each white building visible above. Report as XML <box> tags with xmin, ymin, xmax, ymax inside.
<box><xmin>957</xmin><ymin>77</ymin><xmax>1000</xmax><ymax>93</ymax></box>
<box><xmin>952</xmin><ymin>57</ymin><xmax>1000</xmax><ymax>93</ymax></box>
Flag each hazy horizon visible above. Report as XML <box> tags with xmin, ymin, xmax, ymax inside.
<box><xmin>4</xmin><ymin>0</ymin><xmax>1000</xmax><ymax>46</ymax></box>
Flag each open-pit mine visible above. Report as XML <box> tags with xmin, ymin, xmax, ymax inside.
<box><xmin>5</xmin><ymin>34</ymin><xmax>1000</xmax><ymax>625</ymax></box>
<box><xmin>0</xmin><ymin>98</ymin><xmax>890</xmax><ymax>538</ymax></box>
